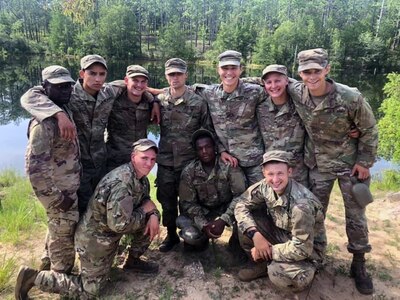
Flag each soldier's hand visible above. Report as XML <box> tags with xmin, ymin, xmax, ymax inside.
<box><xmin>351</xmin><ymin>164</ymin><xmax>370</xmax><ymax>180</ymax></box>
<box><xmin>150</xmin><ymin>102</ymin><xmax>160</xmax><ymax>124</ymax></box>
<box><xmin>55</xmin><ymin>112</ymin><xmax>76</xmax><ymax>141</ymax></box>
<box><xmin>348</xmin><ymin>128</ymin><xmax>360</xmax><ymax>138</ymax></box>
<box><xmin>144</xmin><ymin>214</ymin><xmax>160</xmax><ymax>241</ymax></box>
<box><xmin>252</xmin><ymin>232</ymin><xmax>273</xmax><ymax>261</ymax></box>
<box><xmin>57</xmin><ymin>192</ymin><xmax>75</xmax><ymax>212</ymax></box>
<box><xmin>203</xmin><ymin>223</ymin><xmax>221</xmax><ymax>239</ymax></box>
<box><xmin>141</xmin><ymin>199</ymin><xmax>157</xmax><ymax>214</ymax></box>
<box><xmin>221</xmin><ymin>151</ymin><xmax>238</xmax><ymax>168</ymax></box>
<box><xmin>146</xmin><ymin>87</ymin><xmax>164</xmax><ymax>95</ymax></box>
<box><xmin>206</xmin><ymin>218</ymin><xmax>226</xmax><ymax>237</ymax></box>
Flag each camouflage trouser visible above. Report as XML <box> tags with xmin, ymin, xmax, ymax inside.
<box><xmin>35</xmin><ymin>222</ymin><xmax>150</xmax><ymax>298</ymax></box>
<box><xmin>238</xmin><ymin>208</ymin><xmax>317</xmax><ymax>292</ymax></box>
<box><xmin>77</xmin><ymin>162</ymin><xmax>107</xmax><ymax>216</ymax></box>
<box><xmin>291</xmin><ymin>160</ymin><xmax>309</xmax><ymax>188</ymax></box>
<box><xmin>120</xmin><ymin>229</ymin><xmax>151</xmax><ymax>259</ymax></box>
<box><xmin>156</xmin><ymin>165</ymin><xmax>182</xmax><ymax>228</ymax></box>
<box><xmin>45</xmin><ymin>192</ymin><xmax>79</xmax><ymax>273</ymax></box>
<box><xmin>241</xmin><ymin>165</ymin><xmax>264</xmax><ymax>186</ymax></box>
<box><xmin>309</xmin><ymin>168</ymin><xmax>371</xmax><ymax>254</ymax></box>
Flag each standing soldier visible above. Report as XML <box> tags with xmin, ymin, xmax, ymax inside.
<box><xmin>178</xmin><ymin>129</ymin><xmax>247</xmax><ymax>252</ymax></box>
<box><xmin>288</xmin><ymin>48</ymin><xmax>378</xmax><ymax>295</ymax></box>
<box><xmin>106</xmin><ymin>65</ymin><xmax>156</xmax><ymax>171</ymax></box>
<box><xmin>156</xmin><ymin>58</ymin><xmax>214</xmax><ymax>252</ymax></box>
<box><xmin>23</xmin><ymin>66</ymin><xmax>80</xmax><ymax>275</ymax></box>
<box><xmin>196</xmin><ymin>50</ymin><xmax>266</xmax><ymax>185</ymax></box>
<box><xmin>235</xmin><ymin>150</ymin><xmax>326</xmax><ymax>292</ymax></box>
<box><xmin>15</xmin><ymin>139</ymin><xmax>160</xmax><ymax>299</ymax></box>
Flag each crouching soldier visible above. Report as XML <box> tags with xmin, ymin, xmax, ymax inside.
<box><xmin>177</xmin><ymin>129</ymin><xmax>248</xmax><ymax>252</ymax></box>
<box><xmin>235</xmin><ymin>150</ymin><xmax>326</xmax><ymax>293</ymax></box>
<box><xmin>23</xmin><ymin>65</ymin><xmax>79</xmax><ymax>274</ymax></box>
<box><xmin>15</xmin><ymin>139</ymin><xmax>160</xmax><ymax>300</ymax></box>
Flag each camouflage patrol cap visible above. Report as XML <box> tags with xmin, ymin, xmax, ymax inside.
<box><xmin>218</xmin><ymin>50</ymin><xmax>242</xmax><ymax>67</ymax></box>
<box><xmin>297</xmin><ymin>48</ymin><xmax>328</xmax><ymax>72</ymax></box>
<box><xmin>191</xmin><ymin>128</ymin><xmax>215</xmax><ymax>148</ymax></box>
<box><xmin>126</xmin><ymin>65</ymin><xmax>149</xmax><ymax>79</ymax></box>
<box><xmin>80</xmin><ymin>54</ymin><xmax>108</xmax><ymax>70</ymax></box>
<box><xmin>261</xmin><ymin>64</ymin><xmax>288</xmax><ymax>79</ymax></box>
<box><xmin>165</xmin><ymin>58</ymin><xmax>187</xmax><ymax>75</ymax></box>
<box><xmin>42</xmin><ymin>65</ymin><xmax>75</xmax><ymax>84</ymax></box>
<box><xmin>132</xmin><ymin>138</ymin><xmax>158</xmax><ymax>153</ymax></box>
<box><xmin>261</xmin><ymin>150</ymin><xmax>294</xmax><ymax>166</ymax></box>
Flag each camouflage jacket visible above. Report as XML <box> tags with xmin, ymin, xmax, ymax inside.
<box><xmin>196</xmin><ymin>80</ymin><xmax>266</xmax><ymax>167</ymax></box>
<box><xmin>25</xmin><ymin>94</ymin><xmax>80</xmax><ymax>220</ymax></box>
<box><xmin>235</xmin><ymin>179</ymin><xmax>326</xmax><ymax>262</ymax></box>
<box><xmin>179</xmin><ymin>156</ymin><xmax>247</xmax><ymax>229</ymax></box>
<box><xmin>106</xmin><ymin>81</ymin><xmax>153</xmax><ymax>169</ymax></box>
<box><xmin>287</xmin><ymin>78</ymin><xmax>378</xmax><ymax>172</ymax></box>
<box><xmin>20</xmin><ymin>80</ymin><xmax>123</xmax><ymax>169</ymax></box>
<box><xmin>157</xmin><ymin>87</ymin><xmax>214</xmax><ymax>170</ymax></box>
<box><xmin>77</xmin><ymin>163</ymin><xmax>151</xmax><ymax>248</ymax></box>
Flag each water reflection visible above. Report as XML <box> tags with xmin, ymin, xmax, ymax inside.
<box><xmin>0</xmin><ymin>56</ymin><xmax>394</xmax><ymax>174</ymax></box>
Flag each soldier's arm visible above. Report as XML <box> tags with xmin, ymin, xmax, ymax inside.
<box><xmin>21</xmin><ymin>87</ymin><xmax>63</xmax><ymax>122</ymax></box>
<box><xmin>241</xmin><ymin>77</ymin><xmax>263</xmax><ymax>86</ymax></box>
<box><xmin>220</xmin><ymin>165</ymin><xmax>248</xmax><ymax>226</ymax></box>
<box><xmin>27</xmin><ymin>121</ymin><xmax>71</xmax><ymax>211</ymax></box>
<box><xmin>271</xmin><ymin>202</ymin><xmax>315</xmax><ymax>262</ymax></box>
<box><xmin>179</xmin><ymin>168</ymin><xmax>208</xmax><ymax>229</ymax></box>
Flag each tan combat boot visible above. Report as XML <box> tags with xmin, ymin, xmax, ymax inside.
<box><xmin>15</xmin><ymin>265</ymin><xmax>39</xmax><ymax>300</ymax></box>
<box><xmin>238</xmin><ymin>261</ymin><xmax>268</xmax><ymax>282</ymax></box>
<box><xmin>122</xmin><ymin>256</ymin><xmax>159</xmax><ymax>274</ymax></box>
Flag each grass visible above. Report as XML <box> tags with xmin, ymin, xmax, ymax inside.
<box><xmin>0</xmin><ymin>254</ymin><xmax>16</xmax><ymax>294</ymax></box>
<box><xmin>371</xmin><ymin>169</ymin><xmax>400</xmax><ymax>192</ymax></box>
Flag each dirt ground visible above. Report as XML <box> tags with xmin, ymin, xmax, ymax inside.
<box><xmin>2</xmin><ymin>188</ymin><xmax>400</xmax><ymax>299</ymax></box>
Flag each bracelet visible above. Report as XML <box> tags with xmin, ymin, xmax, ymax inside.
<box><xmin>145</xmin><ymin>209</ymin><xmax>161</xmax><ymax>222</ymax></box>
<box><xmin>245</xmin><ymin>229</ymin><xmax>258</xmax><ymax>240</ymax></box>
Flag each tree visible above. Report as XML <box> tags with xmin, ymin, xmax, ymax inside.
<box><xmin>377</xmin><ymin>73</ymin><xmax>400</xmax><ymax>162</ymax></box>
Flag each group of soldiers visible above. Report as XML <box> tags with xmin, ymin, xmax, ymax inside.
<box><xmin>14</xmin><ymin>47</ymin><xmax>378</xmax><ymax>299</ymax></box>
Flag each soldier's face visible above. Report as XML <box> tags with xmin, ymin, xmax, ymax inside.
<box><xmin>125</xmin><ymin>76</ymin><xmax>148</xmax><ymax>99</ymax></box>
<box><xmin>44</xmin><ymin>81</ymin><xmax>73</xmax><ymax>106</ymax></box>
<box><xmin>165</xmin><ymin>72</ymin><xmax>187</xmax><ymax>89</ymax></box>
<box><xmin>262</xmin><ymin>162</ymin><xmax>291</xmax><ymax>195</ymax></box>
<box><xmin>131</xmin><ymin>148</ymin><xmax>157</xmax><ymax>178</ymax></box>
<box><xmin>218</xmin><ymin>65</ymin><xmax>242</xmax><ymax>90</ymax></box>
<box><xmin>262</xmin><ymin>73</ymin><xmax>289</xmax><ymax>102</ymax></box>
<box><xmin>195</xmin><ymin>137</ymin><xmax>216</xmax><ymax>164</ymax></box>
<box><xmin>79</xmin><ymin>63</ymin><xmax>107</xmax><ymax>96</ymax></box>
<box><xmin>298</xmin><ymin>65</ymin><xmax>330</xmax><ymax>96</ymax></box>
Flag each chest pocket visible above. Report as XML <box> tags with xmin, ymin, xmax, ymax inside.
<box><xmin>270</xmin><ymin>206</ymin><xmax>291</xmax><ymax>231</ymax></box>
<box><xmin>311</xmin><ymin>106</ymin><xmax>350</xmax><ymax>141</ymax></box>
<box><xmin>195</xmin><ymin>181</ymin><xmax>219</xmax><ymax>206</ymax></box>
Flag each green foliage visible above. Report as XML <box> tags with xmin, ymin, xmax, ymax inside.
<box><xmin>48</xmin><ymin>12</ymin><xmax>77</xmax><ymax>55</ymax></box>
<box><xmin>371</xmin><ymin>170</ymin><xmax>400</xmax><ymax>191</ymax></box>
<box><xmin>0</xmin><ymin>255</ymin><xmax>16</xmax><ymax>294</ymax></box>
<box><xmin>378</xmin><ymin>73</ymin><xmax>400</xmax><ymax>162</ymax></box>
<box><xmin>0</xmin><ymin>171</ymin><xmax>46</xmax><ymax>245</ymax></box>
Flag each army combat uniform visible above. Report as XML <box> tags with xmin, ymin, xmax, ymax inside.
<box><xmin>235</xmin><ymin>179</ymin><xmax>326</xmax><ymax>292</ymax></box>
<box><xmin>288</xmin><ymin>78</ymin><xmax>378</xmax><ymax>254</ymax></box>
<box><xmin>196</xmin><ymin>80</ymin><xmax>266</xmax><ymax>185</ymax></box>
<box><xmin>25</xmin><ymin>88</ymin><xmax>81</xmax><ymax>273</ymax></box>
<box><xmin>106</xmin><ymin>80</ymin><xmax>153</xmax><ymax>171</ymax></box>
<box><xmin>21</xmin><ymin>79</ymin><xmax>123</xmax><ymax>214</ymax></box>
<box><xmin>156</xmin><ymin>87</ymin><xmax>213</xmax><ymax>230</ymax></box>
<box><xmin>33</xmin><ymin>162</ymin><xmax>153</xmax><ymax>298</ymax></box>
<box><xmin>179</xmin><ymin>155</ymin><xmax>247</xmax><ymax>231</ymax></box>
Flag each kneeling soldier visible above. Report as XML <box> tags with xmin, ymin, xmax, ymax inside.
<box><xmin>235</xmin><ymin>150</ymin><xmax>326</xmax><ymax>292</ymax></box>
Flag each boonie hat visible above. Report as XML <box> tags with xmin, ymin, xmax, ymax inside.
<box><xmin>132</xmin><ymin>139</ymin><xmax>158</xmax><ymax>153</ymax></box>
<box><xmin>218</xmin><ymin>50</ymin><xmax>242</xmax><ymax>67</ymax></box>
<box><xmin>297</xmin><ymin>48</ymin><xmax>328</xmax><ymax>72</ymax></box>
<box><xmin>191</xmin><ymin>129</ymin><xmax>215</xmax><ymax>148</ymax></box>
<box><xmin>165</xmin><ymin>58</ymin><xmax>187</xmax><ymax>75</ymax></box>
<box><xmin>42</xmin><ymin>65</ymin><xmax>75</xmax><ymax>84</ymax></box>
<box><xmin>261</xmin><ymin>64</ymin><xmax>288</xmax><ymax>79</ymax></box>
<box><xmin>80</xmin><ymin>54</ymin><xmax>108</xmax><ymax>70</ymax></box>
<box><xmin>261</xmin><ymin>150</ymin><xmax>293</xmax><ymax>166</ymax></box>
<box><xmin>126</xmin><ymin>65</ymin><xmax>149</xmax><ymax>79</ymax></box>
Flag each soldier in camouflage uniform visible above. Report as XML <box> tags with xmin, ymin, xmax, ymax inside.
<box><xmin>235</xmin><ymin>150</ymin><xmax>326</xmax><ymax>292</ymax></box>
<box><xmin>106</xmin><ymin>65</ymin><xmax>155</xmax><ymax>171</ymax></box>
<box><xmin>156</xmin><ymin>58</ymin><xmax>214</xmax><ymax>252</ymax></box>
<box><xmin>195</xmin><ymin>50</ymin><xmax>266</xmax><ymax>185</ymax></box>
<box><xmin>178</xmin><ymin>129</ymin><xmax>247</xmax><ymax>251</ymax></box>
<box><xmin>287</xmin><ymin>48</ymin><xmax>378</xmax><ymax>295</ymax></box>
<box><xmin>15</xmin><ymin>139</ymin><xmax>161</xmax><ymax>300</ymax></box>
<box><xmin>24</xmin><ymin>66</ymin><xmax>80</xmax><ymax>274</ymax></box>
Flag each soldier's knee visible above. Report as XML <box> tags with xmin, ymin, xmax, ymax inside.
<box><xmin>268</xmin><ymin>261</ymin><xmax>315</xmax><ymax>292</ymax></box>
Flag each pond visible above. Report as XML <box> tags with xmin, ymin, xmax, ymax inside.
<box><xmin>0</xmin><ymin>56</ymin><xmax>396</xmax><ymax>175</ymax></box>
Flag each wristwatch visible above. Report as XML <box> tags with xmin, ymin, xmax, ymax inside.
<box><xmin>245</xmin><ymin>229</ymin><xmax>258</xmax><ymax>240</ymax></box>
